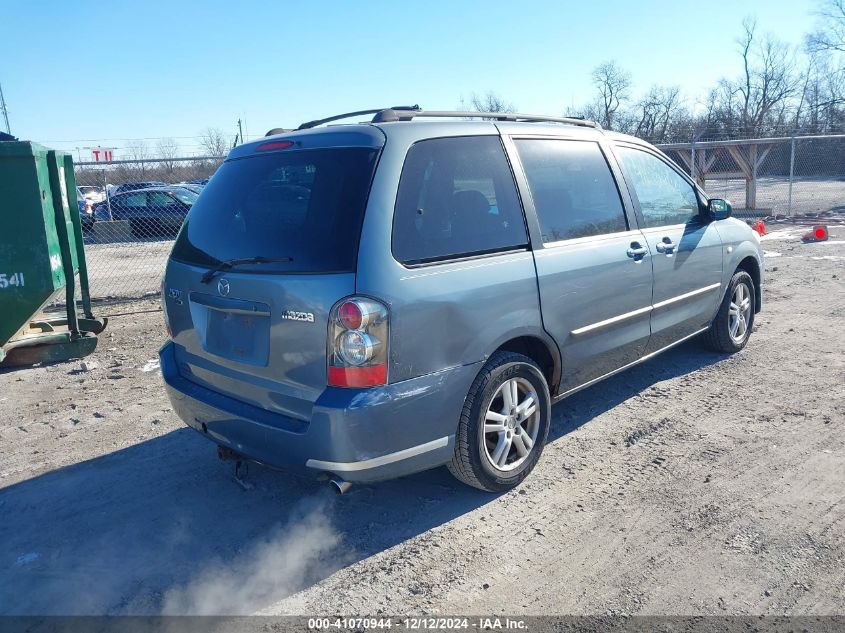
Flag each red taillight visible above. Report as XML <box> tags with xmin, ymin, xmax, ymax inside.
<box><xmin>161</xmin><ymin>279</ymin><xmax>173</xmax><ymax>337</ymax></box>
<box><xmin>328</xmin><ymin>365</ymin><xmax>387</xmax><ymax>388</ymax></box>
<box><xmin>338</xmin><ymin>301</ymin><xmax>363</xmax><ymax>330</ymax></box>
<box><xmin>256</xmin><ymin>140</ymin><xmax>295</xmax><ymax>151</ymax></box>
<box><xmin>815</xmin><ymin>227</ymin><xmax>827</xmax><ymax>239</ymax></box>
<box><xmin>328</xmin><ymin>297</ymin><xmax>389</xmax><ymax>388</ymax></box>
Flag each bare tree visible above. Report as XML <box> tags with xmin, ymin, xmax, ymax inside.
<box><xmin>806</xmin><ymin>0</ymin><xmax>845</xmax><ymax>54</ymax></box>
<box><xmin>156</xmin><ymin>137</ymin><xmax>179</xmax><ymax>175</ymax></box>
<box><xmin>742</xmin><ymin>19</ymin><xmax>799</xmax><ymax>135</ymax></box>
<box><xmin>469</xmin><ymin>91</ymin><xmax>516</xmax><ymax>113</ymax></box>
<box><xmin>199</xmin><ymin>127</ymin><xmax>232</xmax><ymax>158</ymax></box>
<box><xmin>707</xmin><ymin>18</ymin><xmax>799</xmax><ymax>137</ymax></box>
<box><xmin>591</xmin><ymin>61</ymin><xmax>632</xmax><ymax>130</ymax></box>
<box><xmin>633</xmin><ymin>85</ymin><xmax>686</xmax><ymax>142</ymax></box>
<box><xmin>796</xmin><ymin>55</ymin><xmax>845</xmax><ymax>131</ymax></box>
<box><xmin>457</xmin><ymin>91</ymin><xmax>517</xmax><ymax>120</ymax></box>
<box><xmin>802</xmin><ymin>0</ymin><xmax>845</xmax><ymax>131</ymax></box>
<box><xmin>124</xmin><ymin>139</ymin><xmax>150</xmax><ymax>177</ymax></box>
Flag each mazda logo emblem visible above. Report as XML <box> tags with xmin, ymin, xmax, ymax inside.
<box><xmin>217</xmin><ymin>279</ymin><xmax>230</xmax><ymax>296</ymax></box>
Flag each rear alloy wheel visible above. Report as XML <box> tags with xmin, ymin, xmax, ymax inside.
<box><xmin>483</xmin><ymin>377</ymin><xmax>541</xmax><ymax>471</ymax></box>
<box><xmin>448</xmin><ymin>351</ymin><xmax>551</xmax><ymax>492</ymax></box>
<box><xmin>704</xmin><ymin>270</ymin><xmax>755</xmax><ymax>353</ymax></box>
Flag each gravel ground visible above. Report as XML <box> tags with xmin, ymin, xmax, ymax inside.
<box><xmin>1</xmin><ymin>229</ymin><xmax>843</xmax><ymax>616</ymax></box>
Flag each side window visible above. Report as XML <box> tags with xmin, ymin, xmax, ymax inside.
<box><xmin>120</xmin><ymin>193</ymin><xmax>146</xmax><ymax>207</ymax></box>
<box><xmin>392</xmin><ymin>136</ymin><xmax>527</xmax><ymax>265</ymax></box>
<box><xmin>148</xmin><ymin>191</ymin><xmax>174</xmax><ymax>207</ymax></box>
<box><xmin>615</xmin><ymin>146</ymin><xmax>701</xmax><ymax>228</ymax></box>
<box><xmin>514</xmin><ymin>139</ymin><xmax>628</xmax><ymax>242</ymax></box>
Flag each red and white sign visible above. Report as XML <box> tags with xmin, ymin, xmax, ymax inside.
<box><xmin>90</xmin><ymin>147</ymin><xmax>114</xmax><ymax>162</ymax></box>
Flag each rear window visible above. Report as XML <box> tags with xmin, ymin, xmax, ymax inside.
<box><xmin>171</xmin><ymin>147</ymin><xmax>379</xmax><ymax>273</ymax></box>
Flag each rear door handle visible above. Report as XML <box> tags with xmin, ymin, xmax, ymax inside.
<box><xmin>655</xmin><ymin>238</ymin><xmax>676</xmax><ymax>255</ymax></box>
<box><xmin>627</xmin><ymin>242</ymin><xmax>648</xmax><ymax>260</ymax></box>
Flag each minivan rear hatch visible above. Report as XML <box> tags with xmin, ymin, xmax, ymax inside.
<box><xmin>164</xmin><ymin>128</ymin><xmax>383</xmax><ymax>420</ymax></box>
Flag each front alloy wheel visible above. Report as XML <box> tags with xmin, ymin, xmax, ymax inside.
<box><xmin>728</xmin><ymin>282</ymin><xmax>752</xmax><ymax>343</ymax></box>
<box><xmin>704</xmin><ymin>269</ymin><xmax>756</xmax><ymax>353</ymax></box>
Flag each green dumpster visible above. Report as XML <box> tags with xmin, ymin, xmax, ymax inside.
<box><xmin>0</xmin><ymin>140</ymin><xmax>106</xmax><ymax>367</ymax></box>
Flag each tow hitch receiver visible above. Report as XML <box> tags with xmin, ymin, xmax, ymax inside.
<box><xmin>217</xmin><ymin>445</ymin><xmax>254</xmax><ymax>490</ymax></box>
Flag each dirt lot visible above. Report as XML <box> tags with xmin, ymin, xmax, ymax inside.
<box><xmin>1</xmin><ymin>229</ymin><xmax>843</xmax><ymax>617</ymax></box>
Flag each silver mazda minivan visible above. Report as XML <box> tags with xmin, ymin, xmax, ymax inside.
<box><xmin>160</xmin><ymin>107</ymin><xmax>763</xmax><ymax>492</ymax></box>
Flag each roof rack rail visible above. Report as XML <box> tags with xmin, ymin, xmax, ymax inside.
<box><xmin>371</xmin><ymin>109</ymin><xmax>602</xmax><ymax>129</ymax></box>
<box><xmin>296</xmin><ymin>105</ymin><xmax>421</xmax><ymax>130</ymax></box>
<box><xmin>288</xmin><ymin>107</ymin><xmax>602</xmax><ymax>133</ymax></box>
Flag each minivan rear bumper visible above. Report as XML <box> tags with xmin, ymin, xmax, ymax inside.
<box><xmin>160</xmin><ymin>341</ymin><xmax>480</xmax><ymax>483</ymax></box>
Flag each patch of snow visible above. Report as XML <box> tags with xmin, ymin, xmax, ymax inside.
<box><xmin>141</xmin><ymin>359</ymin><xmax>160</xmax><ymax>373</ymax></box>
<box><xmin>760</xmin><ymin>230</ymin><xmax>801</xmax><ymax>241</ymax></box>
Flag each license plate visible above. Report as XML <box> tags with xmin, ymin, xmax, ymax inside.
<box><xmin>205</xmin><ymin>310</ymin><xmax>270</xmax><ymax>366</ymax></box>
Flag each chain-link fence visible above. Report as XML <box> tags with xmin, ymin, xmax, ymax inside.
<box><xmin>70</xmin><ymin>134</ymin><xmax>845</xmax><ymax>310</ymax></box>
<box><xmin>74</xmin><ymin>156</ymin><xmax>220</xmax><ymax>303</ymax></box>
<box><xmin>658</xmin><ymin>134</ymin><xmax>845</xmax><ymax>220</ymax></box>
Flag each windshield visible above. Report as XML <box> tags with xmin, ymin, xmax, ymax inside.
<box><xmin>170</xmin><ymin>147</ymin><xmax>379</xmax><ymax>273</ymax></box>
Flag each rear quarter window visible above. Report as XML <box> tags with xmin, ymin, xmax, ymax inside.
<box><xmin>392</xmin><ymin>136</ymin><xmax>527</xmax><ymax>265</ymax></box>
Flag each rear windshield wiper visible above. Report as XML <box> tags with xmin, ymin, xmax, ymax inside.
<box><xmin>200</xmin><ymin>256</ymin><xmax>293</xmax><ymax>284</ymax></box>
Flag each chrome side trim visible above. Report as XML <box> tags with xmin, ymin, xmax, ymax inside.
<box><xmin>399</xmin><ymin>254</ymin><xmax>532</xmax><ymax>280</ymax></box>
<box><xmin>570</xmin><ymin>282</ymin><xmax>722</xmax><ymax>335</ymax></box>
<box><xmin>570</xmin><ymin>305</ymin><xmax>653</xmax><ymax>335</ymax></box>
<box><xmin>306</xmin><ymin>436</ymin><xmax>450</xmax><ymax>472</ymax></box>
<box><xmin>539</xmin><ymin>229</ymin><xmax>643</xmax><ymax>251</ymax></box>
<box><xmin>652</xmin><ymin>282</ymin><xmax>721</xmax><ymax>310</ymax></box>
<box><xmin>554</xmin><ymin>326</ymin><xmax>709</xmax><ymax>402</ymax></box>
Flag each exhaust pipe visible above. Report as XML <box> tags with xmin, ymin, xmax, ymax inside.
<box><xmin>330</xmin><ymin>478</ymin><xmax>352</xmax><ymax>494</ymax></box>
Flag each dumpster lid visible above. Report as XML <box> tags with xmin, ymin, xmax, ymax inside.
<box><xmin>0</xmin><ymin>140</ymin><xmax>48</xmax><ymax>159</ymax></box>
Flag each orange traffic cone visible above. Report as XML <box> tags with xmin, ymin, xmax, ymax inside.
<box><xmin>802</xmin><ymin>225</ymin><xmax>829</xmax><ymax>242</ymax></box>
<box><xmin>752</xmin><ymin>220</ymin><xmax>767</xmax><ymax>236</ymax></box>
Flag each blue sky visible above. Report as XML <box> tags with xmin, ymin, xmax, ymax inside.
<box><xmin>2</xmin><ymin>0</ymin><xmax>818</xmax><ymax>157</ymax></box>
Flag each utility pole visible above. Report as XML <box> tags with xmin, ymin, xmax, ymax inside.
<box><xmin>238</xmin><ymin>118</ymin><xmax>244</xmax><ymax>146</ymax></box>
<box><xmin>0</xmin><ymin>81</ymin><xmax>10</xmax><ymax>134</ymax></box>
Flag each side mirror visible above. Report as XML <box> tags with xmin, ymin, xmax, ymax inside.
<box><xmin>708</xmin><ymin>198</ymin><xmax>732</xmax><ymax>221</ymax></box>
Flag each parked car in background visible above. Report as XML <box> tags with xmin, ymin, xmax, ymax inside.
<box><xmin>160</xmin><ymin>107</ymin><xmax>764</xmax><ymax>493</ymax></box>
<box><xmin>76</xmin><ymin>193</ymin><xmax>94</xmax><ymax>232</ymax></box>
<box><xmin>93</xmin><ymin>186</ymin><xmax>197</xmax><ymax>236</ymax></box>
<box><xmin>171</xmin><ymin>182</ymin><xmax>205</xmax><ymax>194</ymax></box>
<box><xmin>77</xmin><ymin>185</ymin><xmax>106</xmax><ymax>204</ymax></box>
<box><xmin>109</xmin><ymin>181</ymin><xmax>167</xmax><ymax>197</ymax></box>
<box><xmin>187</xmin><ymin>177</ymin><xmax>210</xmax><ymax>185</ymax></box>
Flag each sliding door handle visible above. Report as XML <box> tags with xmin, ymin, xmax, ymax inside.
<box><xmin>655</xmin><ymin>238</ymin><xmax>676</xmax><ymax>254</ymax></box>
<box><xmin>627</xmin><ymin>242</ymin><xmax>648</xmax><ymax>260</ymax></box>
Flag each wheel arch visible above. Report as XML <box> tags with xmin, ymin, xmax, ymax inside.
<box><xmin>492</xmin><ymin>334</ymin><xmax>562</xmax><ymax>396</ymax></box>
<box><xmin>736</xmin><ymin>255</ymin><xmax>762</xmax><ymax>313</ymax></box>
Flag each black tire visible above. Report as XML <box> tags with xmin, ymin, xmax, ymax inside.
<box><xmin>448</xmin><ymin>351</ymin><xmax>551</xmax><ymax>492</ymax></box>
<box><xmin>703</xmin><ymin>270</ymin><xmax>755</xmax><ymax>353</ymax></box>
